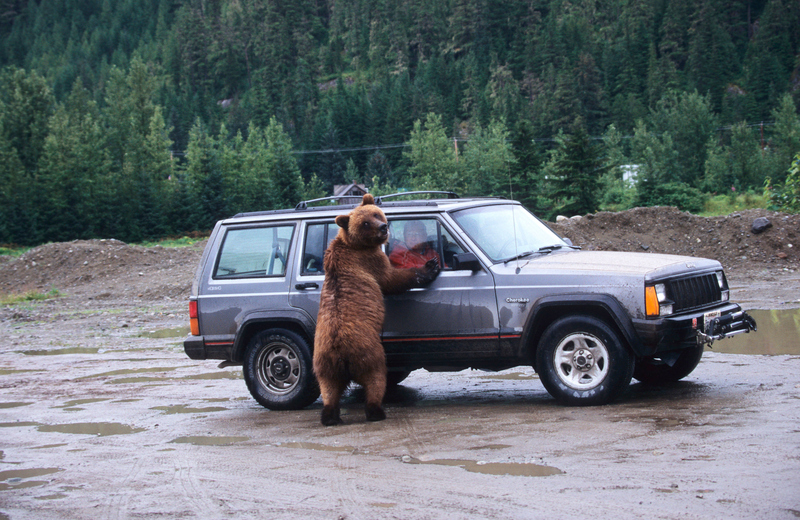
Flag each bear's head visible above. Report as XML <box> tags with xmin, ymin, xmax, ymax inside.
<box><xmin>335</xmin><ymin>194</ymin><xmax>389</xmax><ymax>248</ymax></box>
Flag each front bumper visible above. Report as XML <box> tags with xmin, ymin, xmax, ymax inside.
<box><xmin>632</xmin><ymin>303</ymin><xmax>757</xmax><ymax>355</ymax></box>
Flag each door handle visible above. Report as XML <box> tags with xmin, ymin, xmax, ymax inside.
<box><xmin>295</xmin><ymin>282</ymin><xmax>319</xmax><ymax>290</ymax></box>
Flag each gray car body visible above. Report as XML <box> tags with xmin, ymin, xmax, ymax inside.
<box><xmin>184</xmin><ymin>197</ymin><xmax>744</xmax><ymax>378</ymax></box>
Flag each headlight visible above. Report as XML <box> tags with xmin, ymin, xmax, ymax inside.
<box><xmin>646</xmin><ymin>283</ymin><xmax>673</xmax><ymax>317</ymax></box>
<box><xmin>716</xmin><ymin>271</ymin><xmax>730</xmax><ymax>302</ymax></box>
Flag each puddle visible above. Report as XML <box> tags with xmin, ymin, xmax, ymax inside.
<box><xmin>0</xmin><ymin>468</ymin><xmax>63</xmax><ymax>491</ymax></box>
<box><xmin>468</xmin><ymin>444</ymin><xmax>512</xmax><ymax>451</ymax></box>
<box><xmin>151</xmin><ymin>404</ymin><xmax>228</xmax><ymax>415</ymax></box>
<box><xmin>83</xmin><ymin>367</ymin><xmax>180</xmax><ymax>379</ymax></box>
<box><xmin>0</xmin><ymin>402</ymin><xmax>32</xmax><ymax>409</ymax></box>
<box><xmin>185</xmin><ymin>371</ymin><xmax>242</xmax><ymax>380</ymax></box>
<box><xmin>36</xmin><ymin>493</ymin><xmax>68</xmax><ymax>500</ymax></box>
<box><xmin>141</xmin><ymin>326</ymin><xmax>190</xmax><ymax>339</ymax></box>
<box><xmin>169</xmin><ymin>436</ymin><xmax>249</xmax><ymax>446</ymax></box>
<box><xmin>57</xmin><ymin>398</ymin><xmax>110</xmax><ymax>408</ymax></box>
<box><xmin>107</xmin><ymin>376</ymin><xmax>172</xmax><ymax>385</ymax></box>
<box><xmin>21</xmin><ymin>347</ymin><xmax>99</xmax><ymax>356</ymax></box>
<box><xmin>276</xmin><ymin>442</ymin><xmax>359</xmax><ymax>453</ymax></box>
<box><xmin>37</xmin><ymin>422</ymin><xmax>146</xmax><ymax>436</ymax></box>
<box><xmin>402</xmin><ymin>456</ymin><xmax>563</xmax><ymax>477</ymax></box>
<box><xmin>713</xmin><ymin>309</ymin><xmax>800</xmax><ymax>355</ymax></box>
<box><xmin>0</xmin><ymin>369</ymin><xmax>44</xmax><ymax>376</ymax></box>
<box><xmin>0</xmin><ymin>422</ymin><xmax>40</xmax><ymax>428</ymax></box>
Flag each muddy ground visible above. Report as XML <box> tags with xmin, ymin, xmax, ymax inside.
<box><xmin>0</xmin><ymin>206</ymin><xmax>799</xmax><ymax>519</ymax></box>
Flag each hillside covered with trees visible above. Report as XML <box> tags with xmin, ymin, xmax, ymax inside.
<box><xmin>1</xmin><ymin>0</ymin><xmax>799</xmax><ymax>245</ymax></box>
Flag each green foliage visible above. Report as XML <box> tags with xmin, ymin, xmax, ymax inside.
<box><xmin>767</xmin><ymin>153</ymin><xmax>800</xmax><ymax>213</ymax></box>
<box><xmin>543</xmin><ymin>121</ymin><xmax>607</xmax><ymax>218</ymax></box>
<box><xmin>640</xmin><ymin>181</ymin><xmax>707</xmax><ymax>213</ymax></box>
<box><xmin>702</xmin><ymin>192</ymin><xmax>769</xmax><ymax>216</ymax></box>
<box><xmin>404</xmin><ymin>113</ymin><xmax>461</xmax><ymax>192</ymax></box>
<box><xmin>1</xmin><ymin>0</ymin><xmax>797</xmax><ymax>244</ymax></box>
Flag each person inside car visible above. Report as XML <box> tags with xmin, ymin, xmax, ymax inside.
<box><xmin>388</xmin><ymin>220</ymin><xmax>441</xmax><ymax>269</ymax></box>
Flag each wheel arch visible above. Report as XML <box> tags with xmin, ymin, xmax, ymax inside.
<box><xmin>521</xmin><ymin>294</ymin><xmax>645</xmax><ymax>369</ymax></box>
<box><xmin>232</xmin><ymin>311</ymin><xmax>315</xmax><ymax>363</ymax></box>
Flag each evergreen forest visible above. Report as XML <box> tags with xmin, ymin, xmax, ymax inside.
<box><xmin>1</xmin><ymin>0</ymin><xmax>799</xmax><ymax>245</ymax></box>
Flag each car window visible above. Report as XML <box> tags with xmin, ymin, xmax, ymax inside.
<box><xmin>301</xmin><ymin>222</ymin><xmax>338</xmax><ymax>275</ymax></box>
<box><xmin>451</xmin><ymin>204</ymin><xmax>565</xmax><ymax>262</ymax></box>
<box><xmin>386</xmin><ymin>218</ymin><xmax>465</xmax><ymax>269</ymax></box>
<box><xmin>214</xmin><ymin>225</ymin><xmax>294</xmax><ymax>278</ymax></box>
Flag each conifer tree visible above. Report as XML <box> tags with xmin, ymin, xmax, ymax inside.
<box><xmin>544</xmin><ymin>119</ymin><xmax>606</xmax><ymax>218</ymax></box>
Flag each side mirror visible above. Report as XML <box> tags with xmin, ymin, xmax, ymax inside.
<box><xmin>452</xmin><ymin>252</ymin><xmax>481</xmax><ymax>272</ymax></box>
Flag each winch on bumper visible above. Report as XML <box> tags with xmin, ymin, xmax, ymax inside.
<box><xmin>633</xmin><ymin>303</ymin><xmax>757</xmax><ymax>354</ymax></box>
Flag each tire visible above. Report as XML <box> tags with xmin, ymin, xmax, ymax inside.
<box><xmin>633</xmin><ymin>344</ymin><xmax>704</xmax><ymax>385</ymax></box>
<box><xmin>242</xmin><ymin>329</ymin><xmax>319</xmax><ymax>410</ymax></box>
<box><xmin>536</xmin><ymin>315</ymin><xmax>634</xmax><ymax>406</ymax></box>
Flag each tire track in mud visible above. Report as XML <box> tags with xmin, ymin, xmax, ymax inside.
<box><xmin>103</xmin><ymin>456</ymin><xmax>145</xmax><ymax>520</ymax></box>
<box><xmin>174</xmin><ymin>450</ymin><xmax>220</xmax><ymax>518</ymax></box>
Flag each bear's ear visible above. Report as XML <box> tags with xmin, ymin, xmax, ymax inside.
<box><xmin>361</xmin><ymin>193</ymin><xmax>375</xmax><ymax>206</ymax></box>
<box><xmin>335</xmin><ymin>214</ymin><xmax>349</xmax><ymax>230</ymax></box>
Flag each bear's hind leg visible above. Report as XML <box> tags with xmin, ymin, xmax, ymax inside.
<box><xmin>362</xmin><ymin>370</ymin><xmax>387</xmax><ymax>422</ymax></box>
<box><xmin>318</xmin><ymin>376</ymin><xmax>347</xmax><ymax>426</ymax></box>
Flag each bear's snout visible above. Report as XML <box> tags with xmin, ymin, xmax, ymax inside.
<box><xmin>379</xmin><ymin>223</ymin><xmax>388</xmax><ymax>235</ymax></box>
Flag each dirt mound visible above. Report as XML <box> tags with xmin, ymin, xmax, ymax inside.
<box><xmin>549</xmin><ymin>207</ymin><xmax>799</xmax><ymax>274</ymax></box>
<box><xmin>0</xmin><ymin>238</ymin><xmax>206</xmax><ymax>301</ymax></box>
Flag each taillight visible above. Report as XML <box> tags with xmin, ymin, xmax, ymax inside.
<box><xmin>189</xmin><ymin>300</ymin><xmax>200</xmax><ymax>336</ymax></box>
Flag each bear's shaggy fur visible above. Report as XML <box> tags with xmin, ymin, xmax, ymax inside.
<box><xmin>313</xmin><ymin>194</ymin><xmax>439</xmax><ymax>426</ymax></box>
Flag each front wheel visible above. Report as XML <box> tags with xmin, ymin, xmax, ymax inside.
<box><xmin>243</xmin><ymin>329</ymin><xmax>319</xmax><ymax>410</ymax></box>
<box><xmin>536</xmin><ymin>315</ymin><xmax>634</xmax><ymax>406</ymax></box>
<box><xmin>633</xmin><ymin>344</ymin><xmax>704</xmax><ymax>385</ymax></box>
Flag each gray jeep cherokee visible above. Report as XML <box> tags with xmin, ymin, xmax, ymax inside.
<box><xmin>183</xmin><ymin>192</ymin><xmax>756</xmax><ymax>409</ymax></box>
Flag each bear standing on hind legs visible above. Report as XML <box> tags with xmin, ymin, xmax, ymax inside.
<box><xmin>313</xmin><ymin>194</ymin><xmax>440</xmax><ymax>426</ymax></box>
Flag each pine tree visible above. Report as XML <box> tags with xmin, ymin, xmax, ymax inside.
<box><xmin>544</xmin><ymin>120</ymin><xmax>606</xmax><ymax>218</ymax></box>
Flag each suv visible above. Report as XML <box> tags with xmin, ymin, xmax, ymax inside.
<box><xmin>183</xmin><ymin>192</ymin><xmax>756</xmax><ymax>409</ymax></box>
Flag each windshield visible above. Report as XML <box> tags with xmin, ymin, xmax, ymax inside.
<box><xmin>451</xmin><ymin>204</ymin><xmax>567</xmax><ymax>262</ymax></box>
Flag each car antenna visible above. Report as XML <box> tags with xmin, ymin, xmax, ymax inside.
<box><xmin>511</xmin><ymin>205</ymin><xmax>521</xmax><ymax>274</ymax></box>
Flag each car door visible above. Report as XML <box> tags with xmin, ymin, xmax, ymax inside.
<box><xmin>381</xmin><ymin>216</ymin><xmax>500</xmax><ymax>368</ymax></box>
<box><xmin>288</xmin><ymin>219</ymin><xmax>338</xmax><ymax>325</ymax></box>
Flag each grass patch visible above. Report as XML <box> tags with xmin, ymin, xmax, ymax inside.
<box><xmin>137</xmin><ymin>235</ymin><xmax>207</xmax><ymax>248</ymax></box>
<box><xmin>699</xmin><ymin>192</ymin><xmax>768</xmax><ymax>216</ymax></box>
<box><xmin>0</xmin><ymin>288</ymin><xmax>62</xmax><ymax>305</ymax></box>
<box><xmin>0</xmin><ymin>245</ymin><xmax>30</xmax><ymax>258</ymax></box>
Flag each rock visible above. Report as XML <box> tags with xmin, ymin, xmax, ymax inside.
<box><xmin>752</xmin><ymin>217</ymin><xmax>772</xmax><ymax>234</ymax></box>
<box><xmin>777</xmin><ymin>252</ymin><xmax>788</xmax><ymax>259</ymax></box>
<box><xmin>556</xmin><ymin>215</ymin><xmax>568</xmax><ymax>222</ymax></box>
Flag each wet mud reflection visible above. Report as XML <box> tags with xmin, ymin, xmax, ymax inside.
<box><xmin>714</xmin><ymin>308</ymin><xmax>800</xmax><ymax>355</ymax></box>
<box><xmin>402</xmin><ymin>456</ymin><xmax>563</xmax><ymax>477</ymax></box>
<box><xmin>37</xmin><ymin>422</ymin><xmax>146</xmax><ymax>436</ymax></box>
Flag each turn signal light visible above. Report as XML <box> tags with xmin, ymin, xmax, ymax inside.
<box><xmin>189</xmin><ymin>300</ymin><xmax>200</xmax><ymax>336</ymax></box>
<box><xmin>645</xmin><ymin>286</ymin><xmax>660</xmax><ymax>317</ymax></box>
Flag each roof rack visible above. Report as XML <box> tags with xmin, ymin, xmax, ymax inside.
<box><xmin>294</xmin><ymin>195</ymin><xmax>362</xmax><ymax>210</ymax></box>
<box><xmin>294</xmin><ymin>190</ymin><xmax>460</xmax><ymax>210</ymax></box>
<box><xmin>374</xmin><ymin>191</ymin><xmax>459</xmax><ymax>204</ymax></box>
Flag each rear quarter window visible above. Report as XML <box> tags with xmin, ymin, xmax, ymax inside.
<box><xmin>214</xmin><ymin>225</ymin><xmax>295</xmax><ymax>278</ymax></box>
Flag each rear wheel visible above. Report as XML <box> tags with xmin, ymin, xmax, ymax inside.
<box><xmin>536</xmin><ymin>315</ymin><xmax>634</xmax><ymax>406</ymax></box>
<box><xmin>633</xmin><ymin>345</ymin><xmax>704</xmax><ymax>385</ymax></box>
<box><xmin>243</xmin><ymin>329</ymin><xmax>319</xmax><ymax>410</ymax></box>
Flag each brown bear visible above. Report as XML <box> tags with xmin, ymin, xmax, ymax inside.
<box><xmin>313</xmin><ymin>194</ymin><xmax>440</xmax><ymax>426</ymax></box>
